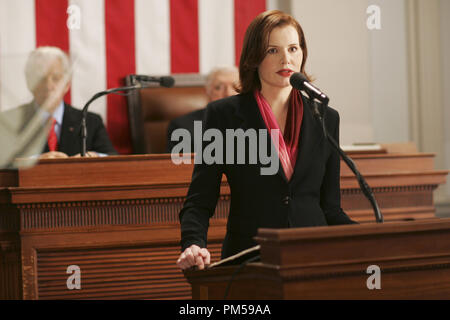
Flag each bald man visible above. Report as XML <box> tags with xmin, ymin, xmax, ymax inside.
<box><xmin>167</xmin><ymin>66</ymin><xmax>239</xmax><ymax>153</ymax></box>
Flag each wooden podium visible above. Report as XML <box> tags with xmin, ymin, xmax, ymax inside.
<box><xmin>185</xmin><ymin>218</ymin><xmax>450</xmax><ymax>299</ymax></box>
<box><xmin>0</xmin><ymin>151</ymin><xmax>447</xmax><ymax>299</ymax></box>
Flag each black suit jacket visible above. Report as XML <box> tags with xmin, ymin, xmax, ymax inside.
<box><xmin>179</xmin><ymin>91</ymin><xmax>356</xmax><ymax>259</ymax></box>
<box><xmin>166</xmin><ymin>109</ymin><xmax>206</xmax><ymax>153</ymax></box>
<box><xmin>44</xmin><ymin>103</ymin><xmax>117</xmax><ymax>156</ymax></box>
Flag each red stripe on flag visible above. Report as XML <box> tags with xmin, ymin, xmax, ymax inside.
<box><xmin>105</xmin><ymin>0</ymin><xmax>135</xmax><ymax>154</ymax></box>
<box><xmin>170</xmin><ymin>0</ymin><xmax>199</xmax><ymax>73</ymax></box>
<box><xmin>234</xmin><ymin>0</ymin><xmax>266</xmax><ymax>66</ymax></box>
<box><xmin>35</xmin><ymin>0</ymin><xmax>71</xmax><ymax>104</ymax></box>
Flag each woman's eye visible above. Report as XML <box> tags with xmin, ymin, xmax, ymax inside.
<box><xmin>289</xmin><ymin>46</ymin><xmax>298</xmax><ymax>52</ymax></box>
<box><xmin>267</xmin><ymin>48</ymin><xmax>277</xmax><ymax>54</ymax></box>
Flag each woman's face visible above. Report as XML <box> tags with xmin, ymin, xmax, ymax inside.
<box><xmin>258</xmin><ymin>25</ymin><xmax>303</xmax><ymax>92</ymax></box>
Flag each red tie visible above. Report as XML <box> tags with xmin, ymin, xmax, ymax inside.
<box><xmin>47</xmin><ymin>118</ymin><xmax>58</xmax><ymax>151</ymax></box>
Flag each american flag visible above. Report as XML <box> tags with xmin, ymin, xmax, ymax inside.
<box><xmin>0</xmin><ymin>0</ymin><xmax>272</xmax><ymax>154</ymax></box>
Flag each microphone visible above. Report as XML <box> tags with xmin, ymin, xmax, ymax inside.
<box><xmin>80</xmin><ymin>83</ymin><xmax>150</xmax><ymax>156</ymax></box>
<box><xmin>290</xmin><ymin>73</ymin><xmax>383</xmax><ymax>223</ymax></box>
<box><xmin>134</xmin><ymin>75</ymin><xmax>175</xmax><ymax>88</ymax></box>
<box><xmin>289</xmin><ymin>73</ymin><xmax>329</xmax><ymax>103</ymax></box>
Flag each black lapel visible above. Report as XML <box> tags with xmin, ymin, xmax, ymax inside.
<box><xmin>290</xmin><ymin>94</ymin><xmax>324</xmax><ymax>184</ymax></box>
<box><xmin>232</xmin><ymin>93</ymin><xmax>265</xmax><ymax>131</ymax></box>
<box><xmin>59</xmin><ymin>104</ymin><xmax>80</xmax><ymax>154</ymax></box>
<box><xmin>233</xmin><ymin>93</ymin><xmax>288</xmax><ymax>182</ymax></box>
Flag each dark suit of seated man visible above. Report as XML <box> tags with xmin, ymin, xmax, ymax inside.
<box><xmin>166</xmin><ymin>66</ymin><xmax>239</xmax><ymax>153</ymax></box>
<box><xmin>13</xmin><ymin>101</ymin><xmax>117</xmax><ymax>157</ymax></box>
<box><xmin>19</xmin><ymin>46</ymin><xmax>117</xmax><ymax>159</ymax></box>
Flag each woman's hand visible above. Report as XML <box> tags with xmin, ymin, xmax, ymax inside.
<box><xmin>176</xmin><ymin>244</ymin><xmax>211</xmax><ymax>270</ymax></box>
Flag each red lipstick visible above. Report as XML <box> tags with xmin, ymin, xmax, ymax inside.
<box><xmin>276</xmin><ymin>69</ymin><xmax>293</xmax><ymax>77</ymax></box>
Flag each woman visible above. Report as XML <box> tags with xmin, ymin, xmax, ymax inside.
<box><xmin>177</xmin><ymin>10</ymin><xmax>355</xmax><ymax>270</ymax></box>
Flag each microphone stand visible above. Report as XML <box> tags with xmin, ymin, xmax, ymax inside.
<box><xmin>309</xmin><ymin>93</ymin><xmax>384</xmax><ymax>223</ymax></box>
<box><xmin>80</xmin><ymin>84</ymin><xmax>143</xmax><ymax>156</ymax></box>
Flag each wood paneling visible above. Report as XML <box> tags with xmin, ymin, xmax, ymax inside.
<box><xmin>0</xmin><ymin>152</ymin><xmax>447</xmax><ymax>299</ymax></box>
<box><xmin>36</xmin><ymin>243</ymin><xmax>222</xmax><ymax>300</ymax></box>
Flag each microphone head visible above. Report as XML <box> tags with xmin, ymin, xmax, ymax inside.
<box><xmin>289</xmin><ymin>72</ymin><xmax>307</xmax><ymax>90</ymax></box>
<box><xmin>160</xmin><ymin>76</ymin><xmax>175</xmax><ymax>88</ymax></box>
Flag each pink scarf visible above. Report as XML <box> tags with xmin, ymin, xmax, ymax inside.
<box><xmin>254</xmin><ymin>89</ymin><xmax>303</xmax><ymax>181</ymax></box>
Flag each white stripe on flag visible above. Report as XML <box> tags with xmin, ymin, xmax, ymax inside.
<box><xmin>0</xmin><ymin>0</ymin><xmax>36</xmax><ymax>111</ymax></box>
<box><xmin>198</xmin><ymin>0</ymin><xmax>235</xmax><ymax>75</ymax></box>
<box><xmin>135</xmin><ymin>0</ymin><xmax>170</xmax><ymax>76</ymax></box>
<box><xmin>69</xmin><ymin>0</ymin><xmax>107</xmax><ymax>121</ymax></box>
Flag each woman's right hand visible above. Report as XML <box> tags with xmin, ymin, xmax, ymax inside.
<box><xmin>176</xmin><ymin>244</ymin><xmax>211</xmax><ymax>270</ymax></box>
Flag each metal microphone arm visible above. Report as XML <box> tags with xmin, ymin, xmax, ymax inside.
<box><xmin>312</xmin><ymin>97</ymin><xmax>384</xmax><ymax>224</ymax></box>
<box><xmin>80</xmin><ymin>84</ymin><xmax>142</xmax><ymax>156</ymax></box>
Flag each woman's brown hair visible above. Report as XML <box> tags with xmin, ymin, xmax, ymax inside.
<box><xmin>238</xmin><ymin>10</ymin><xmax>311</xmax><ymax>94</ymax></box>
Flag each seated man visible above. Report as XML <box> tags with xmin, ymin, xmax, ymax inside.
<box><xmin>0</xmin><ymin>71</ymin><xmax>68</xmax><ymax>168</ymax></box>
<box><xmin>166</xmin><ymin>66</ymin><xmax>239</xmax><ymax>153</ymax></box>
<box><xmin>14</xmin><ymin>46</ymin><xmax>117</xmax><ymax>159</ymax></box>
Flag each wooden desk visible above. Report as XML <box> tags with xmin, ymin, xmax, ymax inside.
<box><xmin>0</xmin><ymin>152</ymin><xmax>447</xmax><ymax>299</ymax></box>
<box><xmin>185</xmin><ymin>218</ymin><xmax>450</xmax><ymax>299</ymax></box>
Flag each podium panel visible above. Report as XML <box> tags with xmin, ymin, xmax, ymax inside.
<box><xmin>185</xmin><ymin>219</ymin><xmax>450</xmax><ymax>299</ymax></box>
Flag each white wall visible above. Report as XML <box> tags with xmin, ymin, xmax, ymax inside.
<box><xmin>440</xmin><ymin>0</ymin><xmax>450</xmax><ymax>202</ymax></box>
<box><xmin>368</xmin><ymin>0</ymin><xmax>409</xmax><ymax>143</ymax></box>
<box><xmin>289</xmin><ymin>0</ymin><xmax>450</xmax><ymax>211</ymax></box>
<box><xmin>290</xmin><ymin>0</ymin><xmax>410</xmax><ymax>146</ymax></box>
<box><xmin>291</xmin><ymin>0</ymin><xmax>372</xmax><ymax>145</ymax></box>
